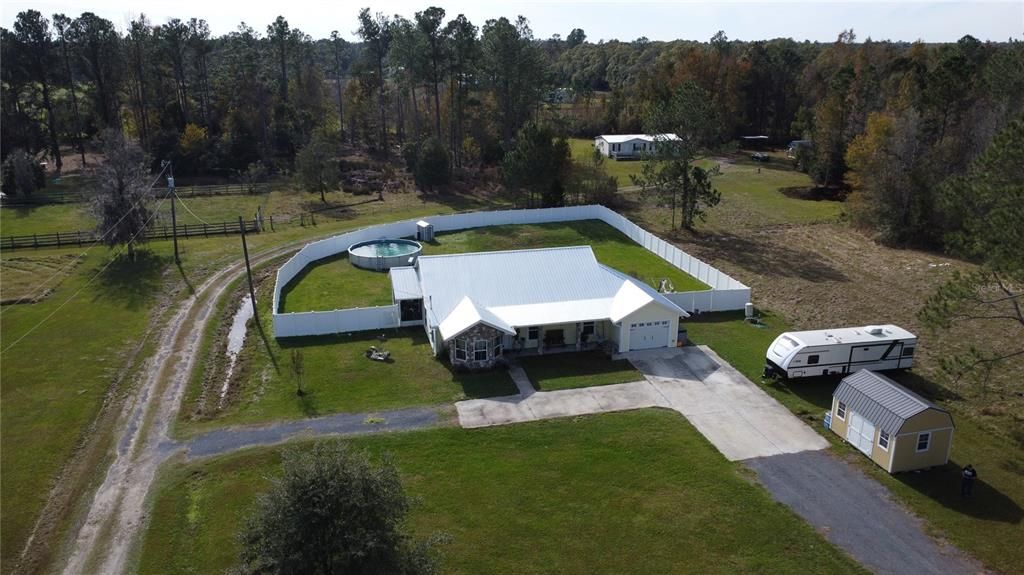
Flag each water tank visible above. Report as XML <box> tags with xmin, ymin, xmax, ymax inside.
<box><xmin>416</xmin><ymin>220</ymin><xmax>434</xmax><ymax>242</ymax></box>
<box><xmin>745</xmin><ymin>302</ymin><xmax>755</xmax><ymax>320</ymax></box>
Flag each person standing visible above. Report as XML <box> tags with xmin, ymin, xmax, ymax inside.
<box><xmin>961</xmin><ymin>464</ymin><xmax>977</xmax><ymax>497</ymax></box>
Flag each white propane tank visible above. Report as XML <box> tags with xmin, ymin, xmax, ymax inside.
<box><xmin>745</xmin><ymin>302</ymin><xmax>755</xmax><ymax>320</ymax></box>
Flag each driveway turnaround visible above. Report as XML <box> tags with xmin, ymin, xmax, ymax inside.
<box><xmin>629</xmin><ymin>346</ymin><xmax>829</xmax><ymax>460</ymax></box>
<box><xmin>183</xmin><ymin>407</ymin><xmax>439</xmax><ymax>459</ymax></box>
<box><xmin>457</xmin><ymin>346</ymin><xmax>827</xmax><ymax>461</ymax></box>
<box><xmin>745</xmin><ymin>450</ymin><xmax>982</xmax><ymax>575</ymax></box>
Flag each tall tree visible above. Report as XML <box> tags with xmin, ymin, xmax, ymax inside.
<box><xmin>501</xmin><ymin>121</ymin><xmax>570</xmax><ymax>207</ymax></box>
<box><xmin>236</xmin><ymin>442</ymin><xmax>443</xmax><ymax>575</ymax></box>
<box><xmin>920</xmin><ymin>117</ymin><xmax>1024</xmax><ymax>386</ymax></box>
<box><xmin>295</xmin><ymin>130</ymin><xmax>340</xmax><ymax>202</ymax></box>
<box><xmin>415</xmin><ymin>7</ymin><xmax>447</xmax><ymax>139</ymax></box>
<box><xmin>444</xmin><ymin>15</ymin><xmax>478</xmax><ymax>167</ymax></box>
<box><xmin>125</xmin><ymin>15</ymin><xmax>155</xmax><ymax>147</ymax></box>
<box><xmin>90</xmin><ymin>130</ymin><xmax>154</xmax><ymax>261</ymax></box>
<box><xmin>632</xmin><ymin>81</ymin><xmax>720</xmax><ymax>230</ymax></box>
<box><xmin>267</xmin><ymin>16</ymin><xmax>291</xmax><ymax>103</ymax></box>
<box><xmin>329</xmin><ymin>31</ymin><xmax>349</xmax><ymax>140</ymax></box>
<box><xmin>188</xmin><ymin>19</ymin><xmax>213</xmax><ymax>126</ymax></box>
<box><xmin>357</xmin><ymin>8</ymin><xmax>393</xmax><ymax>154</ymax></box>
<box><xmin>482</xmin><ymin>16</ymin><xmax>545</xmax><ymax>146</ymax></box>
<box><xmin>69</xmin><ymin>12</ymin><xmax>123</xmax><ymax>129</ymax></box>
<box><xmin>566</xmin><ymin>28</ymin><xmax>586</xmax><ymax>48</ymax></box>
<box><xmin>158</xmin><ymin>19</ymin><xmax>192</xmax><ymax>126</ymax></box>
<box><xmin>13</xmin><ymin>10</ymin><xmax>62</xmax><ymax>174</ymax></box>
<box><xmin>53</xmin><ymin>14</ymin><xmax>87</xmax><ymax>165</ymax></box>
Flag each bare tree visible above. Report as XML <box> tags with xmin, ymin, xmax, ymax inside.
<box><xmin>90</xmin><ymin>130</ymin><xmax>154</xmax><ymax>260</ymax></box>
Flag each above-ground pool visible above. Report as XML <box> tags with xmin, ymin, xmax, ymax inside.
<box><xmin>348</xmin><ymin>239</ymin><xmax>423</xmax><ymax>271</ymax></box>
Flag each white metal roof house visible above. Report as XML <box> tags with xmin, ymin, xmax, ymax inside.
<box><xmin>593</xmin><ymin>133</ymin><xmax>681</xmax><ymax>160</ymax></box>
<box><xmin>389</xmin><ymin>246</ymin><xmax>688</xmax><ymax>368</ymax></box>
<box><xmin>827</xmin><ymin>370</ymin><xmax>954</xmax><ymax>473</ymax></box>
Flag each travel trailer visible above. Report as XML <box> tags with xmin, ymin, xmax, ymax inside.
<box><xmin>763</xmin><ymin>325</ymin><xmax>917</xmax><ymax>379</ymax></box>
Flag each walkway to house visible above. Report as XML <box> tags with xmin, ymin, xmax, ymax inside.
<box><xmin>181</xmin><ymin>407</ymin><xmax>440</xmax><ymax>459</ymax></box>
<box><xmin>457</xmin><ymin>345</ymin><xmax>828</xmax><ymax>461</ymax></box>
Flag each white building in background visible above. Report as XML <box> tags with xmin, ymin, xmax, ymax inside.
<box><xmin>593</xmin><ymin>133</ymin><xmax>681</xmax><ymax>160</ymax></box>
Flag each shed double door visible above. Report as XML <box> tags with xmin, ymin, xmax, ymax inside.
<box><xmin>846</xmin><ymin>412</ymin><xmax>876</xmax><ymax>456</ymax></box>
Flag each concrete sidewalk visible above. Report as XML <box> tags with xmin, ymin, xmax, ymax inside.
<box><xmin>456</xmin><ymin>346</ymin><xmax>827</xmax><ymax>462</ymax></box>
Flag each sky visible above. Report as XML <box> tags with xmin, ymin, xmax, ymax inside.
<box><xmin>1</xmin><ymin>0</ymin><xmax>1021</xmax><ymax>43</ymax></box>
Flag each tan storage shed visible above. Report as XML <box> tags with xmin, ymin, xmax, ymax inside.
<box><xmin>827</xmin><ymin>370</ymin><xmax>954</xmax><ymax>473</ymax></box>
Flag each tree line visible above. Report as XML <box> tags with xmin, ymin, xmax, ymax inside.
<box><xmin>2</xmin><ymin>10</ymin><xmax>1021</xmax><ymax>239</ymax></box>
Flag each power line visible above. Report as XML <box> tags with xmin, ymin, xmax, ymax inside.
<box><xmin>1</xmin><ymin>188</ymin><xmax>173</xmax><ymax>355</ymax></box>
<box><xmin>171</xmin><ymin>190</ymin><xmax>213</xmax><ymax>226</ymax></box>
<box><xmin>0</xmin><ymin>163</ymin><xmax>172</xmax><ymax>316</ymax></box>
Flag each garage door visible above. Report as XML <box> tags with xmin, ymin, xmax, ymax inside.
<box><xmin>629</xmin><ymin>320</ymin><xmax>670</xmax><ymax>351</ymax></box>
<box><xmin>846</xmin><ymin>412</ymin><xmax>875</xmax><ymax>456</ymax></box>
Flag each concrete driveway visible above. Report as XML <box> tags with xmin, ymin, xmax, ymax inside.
<box><xmin>627</xmin><ymin>346</ymin><xmax>829</xmax><ymax>461</ymax></box>
<box><xmin>457</xmin><ymin>346</ymin><xmax>827</xmax><ymax>462</ymax></box>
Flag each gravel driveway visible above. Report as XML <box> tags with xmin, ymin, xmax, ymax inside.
<box><xmin>745</xmin><ymin>450</ymin><xmax>983</xmax><ymax>575</ymax></box>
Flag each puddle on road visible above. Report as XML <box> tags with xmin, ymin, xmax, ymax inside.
<box><xmin>220</xmin><ymin>294</ymin><xmax>253</xmax><ymax>407</ymax></box>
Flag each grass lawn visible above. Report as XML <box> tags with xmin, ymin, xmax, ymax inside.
<box><xmin>685</xmin><ymin>311</ymin><xmax>1024</xmax><ymax>574</ymax></box>
<box><xmin>280</xmin><ymin>220</ymin><xmax>708</xmax><ymax>313</ymax></box>
<box><xmin>518</xmin><ymin>351</ymin><xmax>642</xmax><ymax>391</ymax></box>
<box><xmin>0</xmin><ymin>203</ymin><xmax>95</xmax><ymax>236</ymax></box>
<box><xmin>569</xmin><ymin>138</ymin><xmax>644</xmax><ymax>186</ymax></box>
<box><xmin>178</xmin><ymin>318</ymin><xmax>517</xmax><ymax>436</ymax></box>
<box><xmin>0</xmin><ymin>185</ymin><xmax>503</xmax><ymax>570</ymax></box>
<box><xmin>138</xmin><ymin>410</ymin><xmax>864</xmax><ymax>574</ymax></box>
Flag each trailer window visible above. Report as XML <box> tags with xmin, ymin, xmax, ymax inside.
<box><xmin>772</xmin><ymin>336</ymin><xmax>799</xmax><ymax>357</ymax></box>
<box><xmin>903</xmin><ymin>347</ymin><xmax>915</xmax><ymax>357</ymax></box>
<box><xmin>807</xmin><ymin>354</ymin><xmax>820</xmax><ymax>365</ymax></box>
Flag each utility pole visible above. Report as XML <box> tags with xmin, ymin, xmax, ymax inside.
<box><xmin>239</xmin><ymin>215</ymin><xmax>259</xmax><ymax>323</ymax></box>
<box><xmin>164</xmin><ymin>160</ymin><xmax>179</xmax><ymax>263</ymax></box>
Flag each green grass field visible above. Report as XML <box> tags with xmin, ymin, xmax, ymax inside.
<box><xmin>138</xmin><ymin>410</ymin><xmax>865</xmax><ymax>574</ymax></box>
<box><xmin>0</xmin><ymin>184</ymin><xmax>500</xmax><ymax>568</ymax></box>
<box><xmin>519</xmin><ymin>351</ymin><xmax>642</xmax><ymax>391</ymax></box>
<box><xmin>280</xmin><ymin>220</ymin><xmax>709</xmax><ymax>313</ymax></box>
<box><xmin>0</xmin><ymin>203</ymin><xmax>95</xmax><ymax>236</ymax></box>
<box><xmin>684</xmin><ymin>311</ymin><xmax>1024</xmax><ymax>574</ymax></box>
<box><xmin>569</xmin><ymin>138</ymin><xmax>644</xmax><ymax>186</ymax></box>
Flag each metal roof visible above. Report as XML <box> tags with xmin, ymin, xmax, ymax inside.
<box><xmin>833</xmin><ymin>370</ymin><xmax>952</xmax><ymax>434</ymax></box>
<box><xmin>417</xmin><ymin>246</ymin><xmax>686</xmax><ymax>341</ymax></box>
<box><xmin>438</xmin><ymin>297</ymin><xmax>516</xmax><ymax>340</ymax></box>
<box><xmin>596</xmin><ymin>133</ymin><xmax>681</xmax><ymax>144</ymax></box>
<box><xmin>389</xmin><ymin>267</ymin><xmax>422</xmax><ymax>301</ymax></box>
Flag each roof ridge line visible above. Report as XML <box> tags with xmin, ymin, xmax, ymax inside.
<box><xmin>418</xmin><ymin>245</ymin><xmax>596</xmax><ymax>260</ymax></box>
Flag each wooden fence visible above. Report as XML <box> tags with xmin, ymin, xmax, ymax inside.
<box><xmin>1</xmin><ymin>183</ymin><xmax>270</xmax><ymax>206</ymax></box>
<box><xmin>1</xmin><ymin>218</ymin><xmax>260</xmax><ymax>250</ymax></box>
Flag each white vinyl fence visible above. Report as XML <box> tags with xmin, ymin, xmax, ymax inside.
<box><xmin>273</xmin><ymin>205</ymin><xmax>751</xmax><ymax>337</ymax></box>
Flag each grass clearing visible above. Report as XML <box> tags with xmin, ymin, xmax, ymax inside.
<box><xmin>0</xmin><ymin>183</ymin><xmax>503</xmax><ymax>570</ymax></box>
<box><xmin>139</xmin><ymin>410</ymin><xmax>865</xmax><ymax>574</ymax></box>
<box><xmin>569</xmin><ymin>138</ymin><xmax>644</xmax><ymax>186</ymax></box>
<box><xmin>178</xmin><ymin>313</ymin><xmax>516</xmax><ymax>435</ymax></box>
<box><xmin>685</xmin><ymin>311</ymin><xmax>1024</xmax><ymax>574</ymax></box>
<box><xmin>518</xmin><ymin>351</ymin><xmax>643</xmax><ymax>391</ymax></box>
<box><xmin>281</xmin><ymin>220</ymin><xmax>708</xmax><ymax>312</ymax></box>
<box><xmin>0</xmin><ymin>203</ymin><xmax>94</xmax><ymax>236</ymax></box>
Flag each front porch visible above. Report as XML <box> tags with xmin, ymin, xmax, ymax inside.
<box><xmin>507</xmin><ymin>320</ymin><xmax>617</xmax><ymax>356</ymax></box>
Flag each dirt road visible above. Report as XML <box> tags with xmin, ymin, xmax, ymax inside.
<box><xmin>56</xmin><ymin>241</ymin><xmax>304</xmax><ymax>575</ymax></box>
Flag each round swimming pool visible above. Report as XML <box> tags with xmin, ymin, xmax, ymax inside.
<box><xmin>348</xmin><ymin>238</ymin><xmax>422</xmax><ymax>271</ymax></box>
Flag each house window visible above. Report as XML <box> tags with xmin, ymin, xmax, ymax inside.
<box><xmin>836</xmin><ymin>401</ymin><xmax>846</xmax><ymax>420</ymax></box>
<box><xmin>454</xmin><ymin>338</ymin><xmax>468</xmax><ymax>361</ymax></box>
<box><xmin>474</xmin><ymin>340</ymin><xmax>488</xmax><ymax>361</ymax></box>
<box><xmin>916</xmin><ymin>432</ymin><xmax>931</xmax><ymax>452</ymax></box>
<box><xmin>807</xmin><ymin>354</ymin><xmax>820</xmax><ymax>365</ymax></box>
<box><xmin>492</xmin><ymin>336</ymin><xmax>502</xmax><ymax>357</ymax></box>
<box><xmin>527</xmin><ymin>326</ymin><xmax>539</xmax><ymax>340</ymax></box>
<box><xmin>582</xmin><ymin>322</ymin><xmax>596</xmax><ymax>336</ymax></box>
<box><xmin>903</xmin><ymin>347</ymin><xmax>915</xmax><ymax>357</ymax></box>
<box><xmin>878</xmin><ymin>430</ymin><xmax>890</xmax><ymax>451</ymax></box>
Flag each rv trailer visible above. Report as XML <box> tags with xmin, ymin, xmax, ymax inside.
<box><xmin>763</xmin><ymin>325</ymin><xmax>916</xmax><ymax>379</ymax></box>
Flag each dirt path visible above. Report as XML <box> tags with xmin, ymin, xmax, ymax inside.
<box><xmin>56</xmin><ymin>241</ymin><xmax>306</xmax><ymax>575</ymax></box>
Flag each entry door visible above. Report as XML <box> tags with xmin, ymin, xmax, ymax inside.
<box><xmin>846</xmin><ymin>412</ymin><xmax>876</xmax><ymax>456</ymax></box>
<box><xmin>629</xmin><ymin>321</ymin><xmax>669</xmax><ymax>351</ymax></box>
